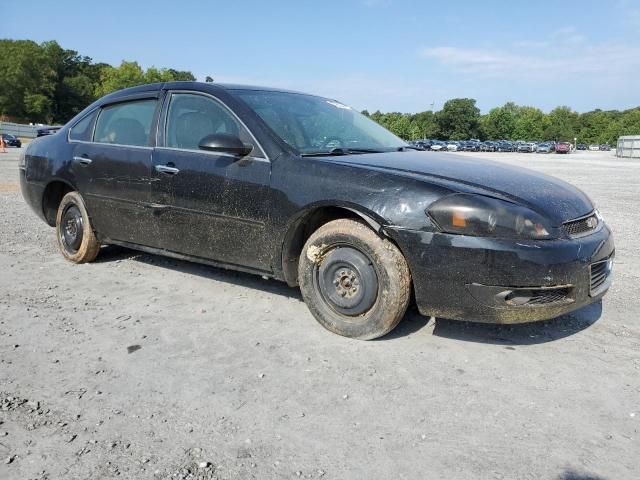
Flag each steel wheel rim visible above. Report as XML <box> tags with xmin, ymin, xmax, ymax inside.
<box><xmin>313</xmin><ymin>245</ymin><xmax>379</xmax><ymax>317</ymax></box>
<box><xmin>60</xmin><ymin>205</ymin><xmax>84</xmax><ymax>254</ymax></box>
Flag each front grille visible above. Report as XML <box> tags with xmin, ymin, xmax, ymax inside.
<box><xmin>564</xmin><ymin>212</ymin><xmax>599</xmax><ymax>237</ymax></box>
<box><xmin>590</xmin><ymin>258</ymin><xmax>611</xmax><ymax>295</ymax></box>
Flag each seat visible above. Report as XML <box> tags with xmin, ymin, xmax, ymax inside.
<box><xmin>109</xmin><ymin>118</ymin><xmax>147</xmax><ymax>146</ymax></box>
<box><xmin>174</xmin><ymin>112</ymin><xmax>216</xmax><ymax>150</ymax></box>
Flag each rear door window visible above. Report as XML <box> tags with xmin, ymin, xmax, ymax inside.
<box><xmin>94</xmin><ymin>99</ymin><xmax>157</xmax><ymax>147</ymax></box>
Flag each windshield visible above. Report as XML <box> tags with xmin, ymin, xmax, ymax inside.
<box><xmin>233</xmin><ymin>90</ymin><xmax>407</xmax><ymax>154</ymax></box>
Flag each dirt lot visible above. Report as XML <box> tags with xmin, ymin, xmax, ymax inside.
<box><xmin>1</xmin><ymin>146</ymin><xmax>638</xmax><ymax>480</ymax></box>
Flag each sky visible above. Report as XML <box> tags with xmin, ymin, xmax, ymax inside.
<box><xmin>2</xmin><ymin>0</ymin><xmax>640</xmax><ymax>113</ymax></box>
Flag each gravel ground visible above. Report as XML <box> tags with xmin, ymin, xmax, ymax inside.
<box><xmin>0</xmin><ymin>146</ymin><xmax>639</xmax><ymax>480</ymax></box>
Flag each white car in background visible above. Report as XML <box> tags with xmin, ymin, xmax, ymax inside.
<box><xmin>446</xmin><ymin>141</ymin><xmax>459</xmax><ymax>152</ymax></box>
<box><xmin>589</xmin><ymin>144</ymin><xmax>600</xmax><ymax>151</ymax></box>
<box><xmin>430</xmin><ymin>141</ymin><xmax>446</xmax><ymax>151</ymax></box>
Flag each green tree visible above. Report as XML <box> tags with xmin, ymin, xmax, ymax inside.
<box><xmin>96</xmin><ymin>61</ymin><xmax>197</xmax><ymax>97</ymax></box>
<box><xmin>544</xmin><ymin>106</ymin><xmax>579</xmax><ymax>141</ymax></box>
<box><xmin>0</xmin><ymin>39</ymin><xmax>196</xmax><ymax>124</ymax></box>
<box><xmin>40</xmin><ymin>41</ymin><xmax>104</xmax><ymax>122</ymax></box>
<box><xmin>435</xmin><ymin>98</ymin><xmax>481</xmax><ymax>140</ymax></box>
<box><xmin>481</xmin><ymin>102</ymin><xmax>519</xmax><ymax>140</ymax></box>
<box><xmin>577</xmin><ymin>110</ymin><xmax>619</xmax><ymax>144</ymax></box>
<box><xmin>0</xmin><ymin>39</ymin><xmax>56</xmax><ymax>122</ymax></box>
<box><xmin>389</xmin><ymin>114</ymin><xmax>412</xmax><ymax>139</ymax></box>
<box><xmin>410</xmin><ymin>110</ymin><xmax>438</xmax><ymax>139</ymax></box>
<box><xmin>512</xmin><ymin>106</ymin><xmax>547</xmax><ymax>141</ymax></box>
<box><xmin>602</xmin><ymin>108</ymin><xmax>640</xmax><ymax>145</ymax></box>
<box><xmin>95</xmin><ymin>61</ymin><xmax>146</xmax><ymax>97</ymax></box>
<box><xmin>167</xmin><ymin>69</ymin><xmax>196</xmax><ymax>81</ymax></box>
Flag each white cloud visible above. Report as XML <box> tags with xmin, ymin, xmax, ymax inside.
<box><xmin>419</xmin><ymin>27</ymin><xmax>640</xmax><ymax>81</ymax></box>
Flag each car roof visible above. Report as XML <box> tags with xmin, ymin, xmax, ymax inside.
<box><xmin>102</xmin><ymin>81</ymin><xmax>319</xmax><ymax>101</ymax></box>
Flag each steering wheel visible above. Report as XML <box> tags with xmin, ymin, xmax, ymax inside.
<box><xmin>321</xmin><ymin>136</ymin><xmax>344</xmax><ymax>149</ymax></box>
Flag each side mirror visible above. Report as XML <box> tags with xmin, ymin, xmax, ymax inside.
<box><xmin>198</xmin><ymin>133</ymin><xmax>253</xmax><ymax>158</ymax></box>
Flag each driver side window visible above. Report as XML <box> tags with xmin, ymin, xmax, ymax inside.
<box><xmin>164</xmin><ymin>93</ymin><xmax>263</xmax><ymax>158</ymax></box>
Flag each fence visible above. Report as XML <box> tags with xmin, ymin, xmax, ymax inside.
<box><xmin>617</xmin><ymin>136</ymin><xmax>640</xmax><ymax>158</ymax></box>
<box><xmin>0</xmin><ymin>121</ymin><xmax>40</xmax><ymax>139</ymax></box>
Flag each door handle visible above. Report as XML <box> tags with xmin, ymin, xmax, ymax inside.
<box><xmin>73</xmin><ymin>156</ymin><xmax>92</xmax><ymax>166</ymax></box>
<box><xmin>155</xmin><ymin>165</ymin><xmax>180</xmax><ymax>175</ymax></box>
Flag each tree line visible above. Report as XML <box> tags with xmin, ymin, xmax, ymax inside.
<box><xmin>1</xmin><ymin>39</ymin><xmax>639</xmax><ymax>145</ymax></box>
<box><xmin>363</xmin><ymin>98</ymin><xmax>640</xmax><ymax>145</ymax></box>
<box><xmin>0</xmin><ymin>39</ymin><xmax>198</xmax><ymax>124</ymax></box>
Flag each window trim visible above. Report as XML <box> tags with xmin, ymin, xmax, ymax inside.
<box><xmin>158</xmin><ymin>90</ymin><xmax>269</xmax><ymax>161</ymax></box>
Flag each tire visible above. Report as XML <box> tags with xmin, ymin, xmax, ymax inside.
<box><xmin>298</xmin><ymin>219</ymin><xmax>411</xmax><ymax>340</ymax></box>
<box><xmin>55</xmin><ymin>191</ymin><xmax>101</xmax><ymax>263</ymax></box>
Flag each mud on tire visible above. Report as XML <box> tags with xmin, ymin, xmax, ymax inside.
<box><xmin>55</xmin><ymin>191</ymin><xmax>101</xmax><ymax>263</ymax></box>
<box><xmin>298</xmin><ymin>219</ymin><xmax>411</xmax><ymax>340</ymax></box>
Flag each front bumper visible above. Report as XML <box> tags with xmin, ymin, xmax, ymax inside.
<box><xmin>387</xmin><ymin>224</ymin><xmax>615</xmax><ymax>323</ymax></box>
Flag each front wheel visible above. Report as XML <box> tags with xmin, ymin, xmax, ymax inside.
<box><xmin>56</xmin><ymin>191</ymin><xmax>101</xmax><ymax>263</ymax></box>
<box><xmin>298</xmin><ymin>219</ymin><xmax>411</xmax><ymax>340</ymax></box>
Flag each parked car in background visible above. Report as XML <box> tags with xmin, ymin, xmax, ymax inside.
<box><xmin>600</xmin><ymin>144</ymin><xmax>611</xmax><ymax>151</ymax></box>
<box><xmin>430</xmin><ymin>140</ymin><xmax>446</xmax><ymax>151</ymax></box>
<box><xmin>577</xmin><ymin>144</ymin><xmax>587</xmax><ymax>150</ymax></box>
<box><xmin>556</xmin><ymin>142</ymin><xmax>571</xmax><ymax>154</ymax></box>
<box><xmin>481</xmin><ymin>141</ymin><xmax>498</xmax><ymax>152</ymax></box>
<box><xmin>496</xmin><ymin>141</ymin><xmax>514</xmax><ymax>152</ymax></box>
<box><xmin>446</xmin><ymin>141</ymin><xmax>459</xmax><ymax>152</ymax></box>
<box><xmin>588</xmin><ymin>144</ymin><xmax>600</xmax><ymax>151</ymax></box>
<box><xmin>517</xmin><ymin>142</ymin><xmax>537</xmax><ymax>153</ymax></box>
<box><xmin>19</xmin><ymin>82</ymin><xmax>614</xmax><ymax>340</ymax></box>
<box><xmin>1</xmin><ymin>133</ymin><xmax>22</xmax><ymax>148</ymax></box>
<box><xmin>462</xmin><ymin>141</ymin><xmax>481</xmax><ymax>152</ymax></box>
<box><xmin>36</xmin><ymin>126</ymin><xmax>62</xmax><ymax>137</ymax></box>
<box><xmin>415</xmin><ymin>140</ymin><xmax>433</xmax><ymax>150</ymax></box>
<box><xmin>536</xmin><ymin>143</ymin><xmax>554</xmax><ymax>153</ymax></box>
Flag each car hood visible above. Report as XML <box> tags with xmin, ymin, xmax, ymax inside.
<box><xmin>325</xmin><ymin>151</ymin><xmax>593</xmax><ymax>224</ymax></box>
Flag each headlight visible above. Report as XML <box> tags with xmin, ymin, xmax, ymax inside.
<box><xmin>427</xmin><ymin>194</ymin><xmax>552</xmax><ymax>239</ymax></box>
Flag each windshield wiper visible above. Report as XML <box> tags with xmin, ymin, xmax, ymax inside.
<box><xmin>301</xmin><ymin>147</ymin><xmax>384</xmax><ymax>157</ymax></box>
<box><xmin>302</xmin><ymin>148</ymin><xmax>350</xmax><ymax>156</ymax></box>
<box><xmin>398</xmin><ymin>145</ymin><xmax>422</xmax><ymax>151</ymax></box>
<box><xmin>347</xmin><ymin>148</ymin><xmax>386</xmax><ymax>154</ymax></box>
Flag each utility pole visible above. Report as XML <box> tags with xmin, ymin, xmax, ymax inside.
<box><xmin>425</xmin><ymin>101</ymin><xmax>435</xmax><ymax>140</ymax></box>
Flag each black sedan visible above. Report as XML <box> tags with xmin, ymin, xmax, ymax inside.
<box><xmin>36</xmin><ymin>126</ymin><xmax>62</xmax><ymax>137</ymax></box>
<box><xmin>19</xmin><ymin>82</ymin><xmax>614</xmax><ymax>340</ymax></box>
<box><xmin>1</xmin><ymin>133</ymin><xmax>22</xmax><ymax>148</ymax></box>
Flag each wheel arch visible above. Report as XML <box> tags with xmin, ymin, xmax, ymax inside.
<box><xmin>41</xmin><ymin>178</ymin><xmax>76</xmax><ymax>226</ymax></box>
<box><xmin>279</xmin><ymin>203</ymin><xmax>389</xmax><ymax>287</ymax></box>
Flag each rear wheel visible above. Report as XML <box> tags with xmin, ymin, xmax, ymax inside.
<box><xmin>56</xmin><ymin>191</ymin><xmax>100</xmax><ymax>263</ymax></box>
<box><xmin>298</xmin><ymin>219</ymin><xmax>411</xmax><ymax>340</ymax></box>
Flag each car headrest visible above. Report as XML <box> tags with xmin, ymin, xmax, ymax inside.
<box><xmin>110</xmin><ymin>118</ymin><xmax>147</xmax><ymax>146</ymax></box>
